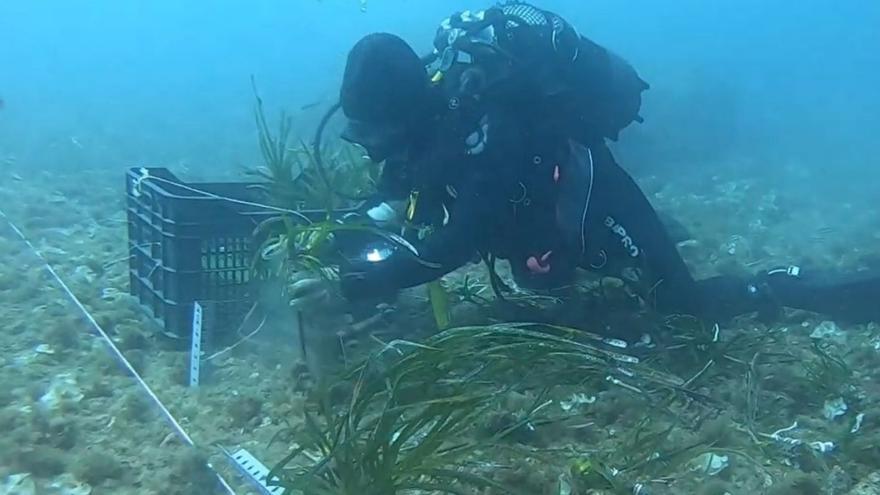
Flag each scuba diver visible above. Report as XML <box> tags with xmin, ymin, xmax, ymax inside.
<box><xmin>295</xmin><ymin>1</ymin><xmax>880</xmax><ymax>330</ymax></box>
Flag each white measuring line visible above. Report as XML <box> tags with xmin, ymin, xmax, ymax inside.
<box><xmin>0</xmin><ymin>208</ymin><xmax>238</xmax><ymax>495</ymax></box>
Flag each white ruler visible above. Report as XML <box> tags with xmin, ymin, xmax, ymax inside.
<box><xmin>189</xmin><ymin>302</ymin><xmax>204</xmax><ymax>387</ymax></box>
<box><xmin>224</xmin><ymin>448</ymin><xmax>285</xmax><ymax>495</ymax></box>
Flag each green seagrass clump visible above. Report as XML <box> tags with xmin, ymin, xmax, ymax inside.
<box><xmin>267</xmin><ymin>322</ymin><xmax>689</xmax><ymax>495</ymax></box>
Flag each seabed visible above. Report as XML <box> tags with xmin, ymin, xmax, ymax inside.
<box><xmin>1</xmin><ymin>160</ymin><xmax>879</xmax><ymax>495</ymax></box>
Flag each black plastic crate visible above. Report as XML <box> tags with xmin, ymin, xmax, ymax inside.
<box><xmin>125</xmin><ymin>167</ymin><xmax>316</xmax><ymax>339</ymax></box>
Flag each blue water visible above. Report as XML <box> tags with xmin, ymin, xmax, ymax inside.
<box><xmin>2</xmin><ymin>3</ymin><xmax>880</xmax><ymax>492</ymax></box>
<box><xmin>2</xmin><ymin>0</ymin><xmax>878</xmax><ymax>184</ymax></box>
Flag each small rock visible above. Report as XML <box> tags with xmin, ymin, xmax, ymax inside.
<box><xmin>852</xmin><ymin>413</ymin><xmax>865</xmax><ymax>433</ymax></box>
<box><xmin>558</xmin><ymin>474</ymin><xmax>573</xmax><ymax>495</ymax></box>
<box><xmin>0</xmin><ymin>473</ymin><xmax>36</xmax><ymax>495</ymax></box>
<box><xmin>811</xmin><ymin>320</ymin><xmax>844</xmax><ymax>341</ymax></box>
<box><xmin>35</xmin><ymin>344</ymin><xmax>56</xmax><ymax>355</ymax></box>
<box><xmin>39</xmin><ymin>373</ymin><xmax>84</xmax><ymax>412</ymax></box>
<box><xmin>47</xmin><ymin>473</ymin><xmax>92</xmax><ymax>495</ymax></box>
<box><xmin>688</xmin><ymin>452</ymin><xmax>729</xmax><ymax>476</ymax></box>
<box><xmin>100</xmin><ymin>288</ymin><xmax>122</xmax><ymax>301</ymax></box>
<box><xmin>827</xmin><ymin>465</ymin><xmax>855</xmax><ymax>494</ymax></box>
<box><xmin>560</xmin><ymin>393</ymin><xmax>596</xmax><ymax>412</ymax></box>
<box><xmin>824</xmin><ymin>397</ymin><xmax>848</xmax><ymax>420</ymax></box>
<box><xmin>810</xmin><ymin>441</ymin><xmax>836</xmax><ymax>454</ymax></box>
<box><xmin>72</xmin><ymin>265</ymin><xmax>96</xmax><ymax>284</ymax></box>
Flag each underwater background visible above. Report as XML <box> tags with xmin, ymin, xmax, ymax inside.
<box><xmin>2</xmin><ymin>1</ymin><xmax>880</xmax><ymax>494</ymax></box>
<box><xmin>3</xmin><ymin>0</ymin><xmax>878</xmax><ymax>181</ymax></box>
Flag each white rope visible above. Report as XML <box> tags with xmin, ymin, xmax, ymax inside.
<box><xmin>137</xmin><ymin>172</ymin><xmax>314</xmax><ymax>224</ymax></box>
<box><xmin>206</xmin><ymin>314</ymin><xmax>268</xmax><ymax>362</ymax></box>
<box><xmin>0</xmin><ymin>208</ymin><xmax>237</xmax><ymax>495</ymax></box>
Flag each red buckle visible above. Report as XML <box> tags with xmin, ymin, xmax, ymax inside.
<box><xmin>526</xmin><ymin>250</ymin><xmax>553</xmax><ymax>274</ymax></box>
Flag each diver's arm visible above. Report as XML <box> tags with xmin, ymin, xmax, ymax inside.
<box><xmin>340</xmin><ymin>179</ymin><xmax>494</xmax><ymax>300</ymax></box>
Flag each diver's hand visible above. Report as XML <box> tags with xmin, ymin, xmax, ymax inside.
<box><xmin>339</xmin><ymin>269</ymin><xmax>370</xmax><ymax>300</ymax></box>
<box><xmin>288</xmin><ymin>273</ymin><xmax>345</xmax><ymax>313</ymax></box>
<box><xmin>288</xmin><ymin>271</ymin><xmax>392</xmax><ymax>342</ymax></box>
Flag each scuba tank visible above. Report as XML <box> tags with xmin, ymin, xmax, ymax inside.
<box><xmin>428</xmin><ymin>1</ymin><xmax>649</xmax><ymax>142</ymax></box>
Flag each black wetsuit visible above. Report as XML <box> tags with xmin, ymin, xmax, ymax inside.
<box><xmin>340</xmin><ymin>107</ymin><xmax>880</xmax><ymax>326</ymax></box>
<box><xmin>338</xmin><ymin>3</ymin><xmax>880</xmax><ymax>326</ymax></box>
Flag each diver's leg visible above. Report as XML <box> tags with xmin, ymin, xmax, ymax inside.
<box><xmin>573</xmin><ymin>144</ymin><xmax>880</xmax><ymax>324</ymax></box>
<box><xmin>577</xmin><ymin>143</ymin><xmax>787</xmax><ymax>322</ymax></box>
<box><xmin>559</xmin><ymin>141</ymin><xmax>781</xmax><ymax>324</ymax></box>
<box><xmin>754</xmin><ymin>265</ymin><xmax>880</xmax><ymax>323</ymax></box>
<box><xmin>581</xmin><ymin>143</ymin><xmax>707</xmax><ymax>316</ymax></box>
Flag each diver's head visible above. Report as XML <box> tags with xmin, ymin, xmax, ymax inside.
<box><xmin>340</xmin><ymin>33</ymin><xmax>432</xmax><ymax>163</ymax></box>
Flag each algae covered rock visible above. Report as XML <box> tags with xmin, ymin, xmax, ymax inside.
<box><xmin>848</xmin><ymin>472</ymin><xmax>880</xmax><ymax>495</ymax></box>
<box><xmin>72</xmin><ymin>450</ymin><xmax>123</xmax><ymax>486</ymax></box>
<box><xmin>17</xmin><ymin>445</ymin><xmax>68</xmax><ymax>477</ymax></box>
<box><xmin>47</xmin><ymin>473</ymin><xmax>92</xmax><ymax>495</ymax></box>
<box><xmin>810</xmin><ymin>320</ymin><xmax>845</xmax><ymax>342</ymax></box>
<box><xmin>38</xmin><ymin>373</ymin><xmax>84</xmax><ymax>413</ymax></box>
<box><xmin>228</xmin><ymin>394</ymin><xmax>263</xmax><ymax>429</ymax></box>
<box><xmin>0</xmin><ymin>473</ymin><xmax>36</xmax><ymax>495</ymax></box>
<box><xmin>767</xmin><ymin>473</ymin><xmax>823</xmax><ymax>495</ymax></box>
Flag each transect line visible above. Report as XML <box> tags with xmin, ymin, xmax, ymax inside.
<box><xmin>0</xmin><ymin>208</ymin><xmax>237</xmax><ymax>495</ymax></box>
